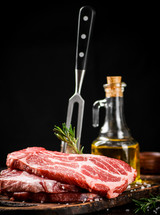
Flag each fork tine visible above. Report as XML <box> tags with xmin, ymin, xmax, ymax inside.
<box><xmin>61</xmin><ymin>98</ymin><xmax>74</xmax><ymax>153</ymax></box>
<box><xmin>76</xmin><ymin>97</ymin><xmax>84</xmax><ymax>151</ymax></box>
<box><xmin>66</xmin><ymin>97</ymin><xmax>75</xmax><ymax>129</ymax></box>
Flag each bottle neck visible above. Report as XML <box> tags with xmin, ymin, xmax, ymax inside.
<box><xmin>100</xmin><ymin>96</ymin><xmax>131</xmax><ymax>139</ymax></box>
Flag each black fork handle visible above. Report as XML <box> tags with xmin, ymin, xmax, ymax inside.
<box><xmin>75</xmin><ymin>6</ymin><xmax>95</xmax><ymax>71</ymax></box>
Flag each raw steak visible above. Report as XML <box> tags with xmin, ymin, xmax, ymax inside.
<box><xmin>6</xmin><ymin>147</ymin><xmax>137</xmax><ymax>198</ymax></box>
<box><xmin>6</xmin><ymin>192</ymin><xmax>101</xmax><ymax>203</ymax></box>
<box><xmin>0</xmin><ymin>168</ymin><xmax>80</xmax><ymax>193</ymax></box>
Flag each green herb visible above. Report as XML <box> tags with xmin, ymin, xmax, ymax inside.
<box><xmin>53</xmin><ymin>123</ymin><xmax>84</xmax><ymax>154</ymax></box>
<box><xmin>133</xmin><ymin>195</ymin><xmax>160</xmax><ymax>213</ymax></box>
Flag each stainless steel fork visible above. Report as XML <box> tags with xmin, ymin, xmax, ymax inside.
<box><xmin>61</xmin><ymin>6</ymin><xmax>95</xmax><ymax>153</ymax></box>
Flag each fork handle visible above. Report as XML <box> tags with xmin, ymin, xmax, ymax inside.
<box><xmin>75</xmin><ymin>6</ymin><xmax>95</xmax><ymax>71</ymax></box>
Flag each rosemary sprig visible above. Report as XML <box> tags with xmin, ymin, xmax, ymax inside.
<box><xmin>53</xmin><ymin>123</ymin><xmax>84</xmax><ymax>154</ymax></box>
<box><xmin>133</xmin><ymin>195</ymin><xmax>160</xmax><ymax>213</ymax></box>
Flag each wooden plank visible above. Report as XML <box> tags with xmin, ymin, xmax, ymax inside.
<box><xmin>0</xmin><ymin>182</ymin><xmax>160</xmax><ymax>215</ymax></box>
<box><xmin>141</xmin><ymin>174</ymin><xmax>160</xmax><ymax>183</ymax></box>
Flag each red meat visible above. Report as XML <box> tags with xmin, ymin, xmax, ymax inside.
<box><xmin>6</xmin><ymin>147</ymin><xmax>137</xmax><ymax>198</ymax></box>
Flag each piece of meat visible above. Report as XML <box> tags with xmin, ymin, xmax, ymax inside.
<box><xmin>6</xmin><ymin>192</ymin><xmax>101</xmax><ymax>203</ymax></box>
<box><xmin>6</xmin><ymin>147</ymin><xmax>137</xmax><ymax>199</ymax></box>
<box><xmin>0</xmin><ymin>168</ymin><xmax>81</xmax><ymax>193</ymax></box>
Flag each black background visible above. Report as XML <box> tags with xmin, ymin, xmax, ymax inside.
<box><xmin>0</xmin><ymin>2</ymin><xmax>159</xmax><ymax>167</ymax></box>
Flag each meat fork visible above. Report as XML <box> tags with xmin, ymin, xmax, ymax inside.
<box><xmin>61</xmin><ymin>6</ymin><xmax>95</xmax><ymax>153</ymax></box>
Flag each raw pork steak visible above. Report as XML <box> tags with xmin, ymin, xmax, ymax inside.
<box><xmin>7</xmin><ymin>192</ymin><xmax>101</xmax><ymax>203</ymax></box>
<box><xmin>6</xmin><ymin>147</ymin><xmax>137</xmax><ymax>198</ymax></box>
<box><xmin>0</xmin><ymin>169</ymin><xmax>100</xmax><ymax>203</ymax></box>
<box><xmin>0</xmin><ymin>168</ymin><xmax>80</xmax><ymax>193</ymax></box>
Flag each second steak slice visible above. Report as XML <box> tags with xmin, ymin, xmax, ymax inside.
<box><xmin>0</xmin><ymin>168</ymin><xmax>80</xmax><ymax>193</ymax></box>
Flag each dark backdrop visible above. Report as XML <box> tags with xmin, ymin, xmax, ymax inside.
<box><xmin>0</xmin><ymin>2</ymin><xmax>159</xmax><ymax>167</ymax></box>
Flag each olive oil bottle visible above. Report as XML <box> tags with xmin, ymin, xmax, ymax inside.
<box><xmin>91</xmin><ymin>76</ymin><xmax>140</xmax><ymax>182</ymax></box>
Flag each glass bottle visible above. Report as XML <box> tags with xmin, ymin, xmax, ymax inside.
<box><xmin>91</xmin><ymin>76</ymin><xmax>140</xmax><ymax>182</ymax></box>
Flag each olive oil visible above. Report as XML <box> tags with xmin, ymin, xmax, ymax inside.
<box><xmin>91</xmin><ymin>76</ymin><xmax>141</xmax><ymax>182</ymax></box>
<box><xmin>91</xmin><ymin>139</ymin><xmax>140</xmax><ymax>181</ymax></box>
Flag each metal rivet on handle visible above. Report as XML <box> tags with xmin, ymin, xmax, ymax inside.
<box><xmin>81</xmin><ymin>34</ymin><xmax>86</xmax><ymax>39</ymax></box>
<box><xmin>83</xmin><ymin>16</ymin><xmax>88</xmax><ymax>21</ymax></box>
<box><xmin>79</xmin><ymin>52</ymin><xmax>84</xmax><ymax>57</ymax></box>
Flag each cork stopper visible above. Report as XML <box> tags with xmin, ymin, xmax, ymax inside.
<box><xmin>104</xmin><ymin>76</ymin><xmax>124</xmax><ymax>97</ymax></box>
<box><xmin>107</xmin><ymin>76</ymin><xmax>122</xmax><ymax>85</ymax></box>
